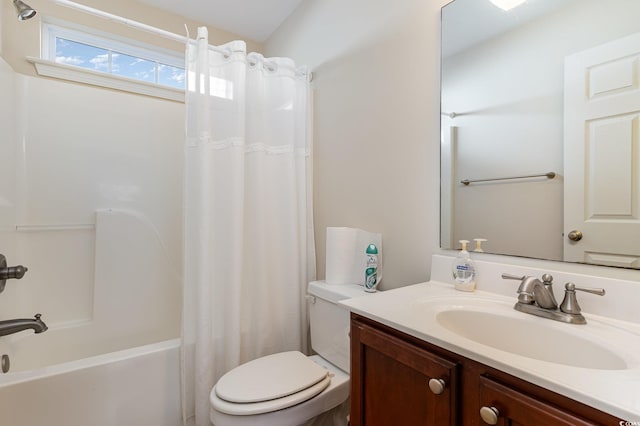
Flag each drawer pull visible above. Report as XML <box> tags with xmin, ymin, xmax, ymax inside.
<box><xmin>428</xmin><ymin>378</ymin><xmax>446</xmax><ymax>395</ymax></box>
<box><xmin>480</xmin><ymin>406</ymin><xmax>499</xmax><ymax>425</ymax></box>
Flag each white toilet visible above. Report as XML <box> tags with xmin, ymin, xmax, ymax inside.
<box><xmin>209</xmin><ymin>280</ymin><xmax>365</xmax><ymax>426</ymax></box>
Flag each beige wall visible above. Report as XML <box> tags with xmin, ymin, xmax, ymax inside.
<box><xmin>265</xmin><ymin>0</ymin><xmax>448</xmax><ymax>290</ymax></box>
<box><xmin>1</xmin><ymin>0</ymin><xmax>263</xmax><ymax>75</ymax></box>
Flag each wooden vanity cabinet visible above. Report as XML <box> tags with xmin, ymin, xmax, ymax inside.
<box><xmin>350</xmin><ymin>314</ymin><xmax>622</xmax><ymax>426</ymax></box>
<box><xmin>350</xmin><ymin>316</ymin><xmax>459</xmax><ymax>425</ymax></box>
<box><xmin>477</xmin><ymin>376</ymin><xmax>598</xmax><ymax>426</ymax></box>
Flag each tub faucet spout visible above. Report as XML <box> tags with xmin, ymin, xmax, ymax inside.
<box><xmin>0</xmin><ymin>314</ymin><xmax>48</xmax><ymax>337</ymax></box>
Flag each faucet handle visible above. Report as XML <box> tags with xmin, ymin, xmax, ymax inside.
<box><xmin>571</xmin><ymin>283</ymin><xmax>605</xmax><ymax>296</ymax></box>
<box><xmin>503</xmin><ymin>273</ymin><xmax>555</xmax><ymax>283</ymax></box>
<box><xmin>0</xmin><ymin>254</ymin><xmax>29</xmax><ymax>294</ymax></box>
<box><xmin>501</xmin><ymin>273</ymin><xmax>525</xmax><ymax>281</ymax></box>
<box><xmin>502</xmin><ymin>274</ymin><xmax>535</xmax><ymax>304</ymax></box>
<box><xmin>0</xmin><ymin>265</ymin><xmax>28</xmax><ymax>280</ymax></box>
<box><xmin>560</xmin><ymin>282</ymin><xmax>605</xmax><ymax>316</ymax></box>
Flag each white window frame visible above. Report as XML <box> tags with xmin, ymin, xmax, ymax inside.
<box><xmin>30</xmin><ymin>18</ymin><xmax>185</xmax><ymax>102</ymax></box>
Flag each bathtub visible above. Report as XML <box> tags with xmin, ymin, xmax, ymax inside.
<box><xmin>0</xmin><ymin>338</ymin><xmax>182</xmax><ymax>426</ymax></box>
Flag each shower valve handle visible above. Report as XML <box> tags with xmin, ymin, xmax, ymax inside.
<box><xmin>0</xmin><ymin>265</ymin><xmax>28</xmax><ymax>280</ymax></box>
<box><xmin>0</xmin><ymin>254</ymin><xmax>29</xmax><ymax>294</ymax></box>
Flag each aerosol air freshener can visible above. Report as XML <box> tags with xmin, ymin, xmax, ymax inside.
<box><xmin>364</xmin><ymin>244</ymin><xmax>379</xmax><ymax>292</ymax></box>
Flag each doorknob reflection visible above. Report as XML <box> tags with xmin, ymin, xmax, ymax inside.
<box><xmin>568</xmin><ymin>230</ymin><xmax>583</xmax><ymax>242</ymax></box>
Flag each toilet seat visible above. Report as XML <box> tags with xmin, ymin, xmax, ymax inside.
<box><xmin>212</xmin><ymin>351</ymin><xmax>332</xmax><ymax>416</ymax></box>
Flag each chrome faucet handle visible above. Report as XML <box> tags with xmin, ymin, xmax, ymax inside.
<box><xmin>502</xmin><ymin>273</ymin><xmax>535</xmax><ymax>304</ymax></box>
<box><xmin>560</xmin><ymin>282</ymin><xmax>605</xmax><ymax>316</ymax></box>
<box><xmin>502</xmin><ymin>273</ymin><xmax>554</xmax><ymax>283</ymax></box>
<box><xmin>572</xmin><ymin>284</ymin><xmax>605</xmax><ymax>296</ymax></box>
<box><xmin>501</xmin><ymin>273</ymin><xmax>525</xmax><ymax>281</ymax></box>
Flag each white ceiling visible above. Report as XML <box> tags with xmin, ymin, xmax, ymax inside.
<box><xmin>136</xmin><ymin>0</ymin><xmax>307</xmax><ymax>43</ymax></box>
<box><xmin>442</xmin><ymin>0</ymin><xmax>580</xmax><ymax>57</ymax></box>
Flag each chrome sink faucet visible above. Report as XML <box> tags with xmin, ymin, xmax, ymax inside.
<box><xmin>0</xmin><ymin>314</ymin><xmax>48</xmax><ymax>337</ymax></box>
<box><xmin>502</xmin><ymin>273</ymin><xmax>558</xmax><ymax>309</ymax></box>
<box><xmin>502</xmin><ymin>273</ymin><xmax>605</xmax><ymax>324</ymax></box>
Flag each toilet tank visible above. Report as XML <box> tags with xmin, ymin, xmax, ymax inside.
<box><xmin>307</xmin><ymin>281</ymin><xmax>365</xmax><ymax>373</ymax></box>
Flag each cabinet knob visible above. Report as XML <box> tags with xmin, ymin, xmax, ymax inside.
<box><xmin>428</xmin><ymin>378</ymin><xmax>446</xmax><ymax>395</ymax></box>
<box><xmin>480</xmin><ymin>406</ymin><xmax>500</xmax><ymax>425</ymax></box>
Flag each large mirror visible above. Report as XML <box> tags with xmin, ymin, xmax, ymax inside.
<box><xmin>441</xmin><ymin>0</ymin><xmax>640</xmax><ymax>269</ymax></box>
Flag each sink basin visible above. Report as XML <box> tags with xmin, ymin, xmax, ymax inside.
<box><xmin>436</xmin><ymin>309</ymin><xmax>627</xmax><ymax>370</ymax></box>
<box><xmin>409</xmin><ymin>296</ymin><xmax>636</xmax><ymax>371</ymax></box>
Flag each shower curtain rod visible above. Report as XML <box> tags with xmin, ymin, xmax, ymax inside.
<box><xmin>52</xmin><ymin>0</ymin><xmax>315</xmax><ymax>82</ymax></box>
<box><xmin>52</xmin><ymin>0</ymin><xmax>227</xmax><ymax>55</ymax></box>
<box><xmin>53</xmin><ymin>0</ymin><xmax>187</xmax><ymax>43</ymax></box>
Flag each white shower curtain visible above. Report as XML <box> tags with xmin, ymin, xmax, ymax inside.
<box><xmin>181</xmin><ymin>28</ymin><xmax>316</xmax><ymax>426</ymax></box>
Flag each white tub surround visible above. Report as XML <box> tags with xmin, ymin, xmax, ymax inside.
<box><xmin>340</xmin><ymin>255</ymin><xmax>640</xmax><ymax>421</ymax></box>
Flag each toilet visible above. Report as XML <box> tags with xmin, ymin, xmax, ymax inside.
<box><xmin>209</xmin><ymin>280</ymin><xmax>366</xmax><ymax>426</ymax></box>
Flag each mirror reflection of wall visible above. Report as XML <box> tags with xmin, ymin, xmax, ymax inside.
<box><xmin>441</xmin><ymin>0</ymin><xmax>640</xmax><ymax>268</ymax></box>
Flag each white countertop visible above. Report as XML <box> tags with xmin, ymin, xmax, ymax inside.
<box><xmin>340</xmin><ymin>281</ymin><xmax>640</xmax><ymax>421</ymax></box>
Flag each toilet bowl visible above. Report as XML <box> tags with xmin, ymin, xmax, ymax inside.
<box><xmin>209</xmin><ymin>281</ymin><xmax>366</xmax><ymax>426</ymax></box>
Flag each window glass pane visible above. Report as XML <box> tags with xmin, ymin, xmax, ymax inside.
<box><xmin>51</xmin><ymin>30</ymin><xmax>184</xmax><ymax>90</ymax></box>
<box><xmin>158</xmin><ymin>63</ymin><xmax>186</xmax><ymax>89</ymax></box>
<box><xmin>55</xmin><ymin>37</ymin><xmax>109</xmax><ymax>72</ymax></box>
<box><xmin>111</xmin><ymin>52</ymin><xmax>155</xmax><ymax>83</ymax></box>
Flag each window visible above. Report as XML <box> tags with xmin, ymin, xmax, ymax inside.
<box><xmin>40</xmin><ymin>19</ymin><xmax>185</xmax><ymax>94</ymax></box>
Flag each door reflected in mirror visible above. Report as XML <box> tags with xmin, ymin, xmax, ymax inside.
<box><xmin>441</xmin><ymin>0</ymin><xmax>640</xmax><ymax>269</ymax></box>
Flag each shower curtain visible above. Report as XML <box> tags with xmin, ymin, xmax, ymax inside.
<box><xmin>181</xmin><ymin>28</ymin><xmax>315</xmax><ymax>426</ymax></box>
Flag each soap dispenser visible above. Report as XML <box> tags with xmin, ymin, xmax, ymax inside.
<box><xmin>452</xmin><ymin>240</ymin><xmax>476</xmax><ymax>292</ymax></box>
<box><xmin>473</xmin><ymin>238</ymin><xmax>487</xmax><ymax>252</ymax></box>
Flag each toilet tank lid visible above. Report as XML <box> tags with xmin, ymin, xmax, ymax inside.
<box><xmin>307</xmin><ymin>280</ymin><xmax>366</xmax><ymax>303</ymax></box>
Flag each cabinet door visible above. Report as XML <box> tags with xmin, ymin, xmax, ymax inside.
<box><xmin>350</xmin><ymin>320</ymin><xmax>459</xmax><ymax>426</ymax></box>
<box><xmin>477</xmin><ymin>376</ymin><xmax>596</xmax><ymax>426</ymax></box>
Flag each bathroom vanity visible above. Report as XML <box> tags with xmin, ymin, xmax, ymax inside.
<box><xmin>350</xmin><ymin>314</ymin><xmax>619</xmax><ymax>425</ymax></box>
<box><xmin>341</xmin><ymin>255</ymin><xmax>640</xmax><ymax>425</ymax></box>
